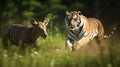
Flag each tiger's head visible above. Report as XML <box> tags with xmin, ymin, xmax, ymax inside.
<box><xmin>65</xmin><ymin>11</ymin><xmax>83</xmax><ymax>31</ymax></box>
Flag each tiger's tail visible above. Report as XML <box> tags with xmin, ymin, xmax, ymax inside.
<box><xmin>103</xmin><ymin>23</ymin><xmax>118</xmax><ymax>39</ymax></box>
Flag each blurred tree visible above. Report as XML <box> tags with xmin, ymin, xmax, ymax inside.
<box><xmin>0</xmin><ymin>0</ymin><xmax>120</xmax><ymax>37</ymax></box>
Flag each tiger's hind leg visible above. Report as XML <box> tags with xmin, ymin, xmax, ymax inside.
<box><xmin>96</xmin><ymin>21</ymin><xmax>105</xmax><ymax>50</ymax></box>
<box><xmin>95</xmin><ymin>35</ymin><xmax>105</xmax><ymax>54</ymax></box>
<box><xmin>95</xmin><ymin>36</ymin><xmax>103</xmax><ymax>46</ymax></box>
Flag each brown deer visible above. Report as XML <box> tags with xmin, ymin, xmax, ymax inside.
<box><xmin>2</xmin><ymin>18</ymin><xmax>49</xmax><ymax>49</ymax></box>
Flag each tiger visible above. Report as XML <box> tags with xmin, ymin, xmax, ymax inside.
<box><xmin>65</xmin><ymin>11</ymin><xmax>117</xmax><ymax>51</ymax></box>
<box><xmin>2</xmin><ymin>18</ymin><xmax>49</xmax><ymax>49</ymax></box>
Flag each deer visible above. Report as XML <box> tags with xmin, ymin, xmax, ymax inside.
<box><xmin>2</xmin><ymin>18</ymin><xmax>49</xmax><ymax>49</ymax></box>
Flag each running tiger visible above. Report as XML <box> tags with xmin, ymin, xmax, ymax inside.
<box><xmin>2</xmin><ymin>18</ymin><xmax>49</xmax><ymax>48</ymax></box>
<box><xmin>65</xmin><ymin>11</ymin><xmax>117</xmax><ymax>51</ymax></box>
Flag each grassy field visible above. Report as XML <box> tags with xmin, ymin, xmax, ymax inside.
<box><xmin>0</xmin><ymin>33</ymin><xmax>120</xmax><ymax>67</ymax></box>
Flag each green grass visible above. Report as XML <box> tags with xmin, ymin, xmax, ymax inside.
<box><xmin>0</xmin><ymin>34</ymin><xmax>120</xmax><ymax>67</ymax></box>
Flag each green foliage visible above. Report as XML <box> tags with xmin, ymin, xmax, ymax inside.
<box><xmin>0</xmin><ymin>0</ymin><xmax>120</xmax><ymax>36</ymax></box>
<box><xmin>45</xmin><ymin>13</ymin><xmax>58</xmax><ymax>20</ymax></box>
<box><xmin>0</xmin><ymin>34</ymin><xmax>120</xmax><ymax>67</ymax></box>
<box><xmin>23</xmin><ymin>11</ymin><xmax>34</xmax><ymax>18</ymax></box>
<box><xmin>0</xmin><ymin>0</ymin><xmax>120</xmax><ymax>66</ymax></box>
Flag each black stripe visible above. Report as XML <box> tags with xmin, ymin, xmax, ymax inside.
<box><xmin>67</xmin><ymin>33</ymin><xmax>74</xmax><ymax>40</ymax></box>
<box><xmin>77</xmin><ymin>25</ymin><xmax>83</xmax><ymax>35</ymax></box>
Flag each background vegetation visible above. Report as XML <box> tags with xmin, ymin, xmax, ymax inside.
<box><xmin>0</xmin><ymin>0</ymin><xmax>120</xmax><ymax>67</ymax></box>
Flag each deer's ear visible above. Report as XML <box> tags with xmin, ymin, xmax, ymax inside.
<box><xmin>31</xmin><ymin>18</ymin><xmax>38</xmax><ymax>25</ymax></box>
<box><xmin>66</xmin><ymin>11</ymin><xmax>70</xmax><ymax>15</ymax></box>
<box><xmin>44</xmin><ymin>19</ymin><xmax>49</xmax><ymax>26</ymax></box>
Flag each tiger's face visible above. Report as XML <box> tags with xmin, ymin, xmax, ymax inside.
<box><xmin>31</xmin><ymin>19</ymin><xmax>49</xmax><ymax>38</ymax></box>
<box><xmin>65</xmin><ymin>11</ymin><xmax>83</xmax><ymax>31</ymax></box>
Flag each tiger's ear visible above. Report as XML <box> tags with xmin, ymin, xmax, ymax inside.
<box><xmin>78</xmin><ymin>11</ymin><xmax>82</xmax><ymax>15</ymax></box>
<box><xmin>66</xmin><ymin>11</ymin><xmax>70</xmax><ymax>15</ymax></box>
<box><xmin>31</xmin><ymin>18</ymin><xmax>38</xmax><ymax>25</ymax></box>
<box><xmin>44</xmin><ymin>18</ymin><xmax>49</xmax><ymax>26</ymax></box>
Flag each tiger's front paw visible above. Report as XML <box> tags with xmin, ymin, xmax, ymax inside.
<box><xmin>72</xmin><ymin>45</ymin><xmax>80</xmax><ymax>51</ymax></box>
